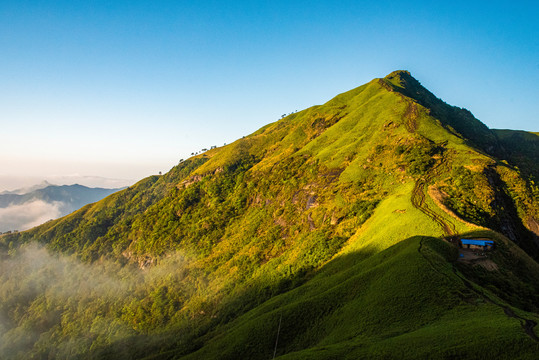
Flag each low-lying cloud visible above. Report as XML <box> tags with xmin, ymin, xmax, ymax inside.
<box><xmin>0</xmin><ymin>243</ymin><xmax>137</xmax><ymax>359</ymax></box>
<box><xmin>0</xmin><ymin>200</ymin><xmax>62</xmax><ymax>232</ymax></box>
<box><xmin>0</xmin><ymin>242</ymin><xmax>197</xmax><ymax>359</ymax></box>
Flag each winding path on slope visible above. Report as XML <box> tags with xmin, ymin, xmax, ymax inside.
<box><xmin>412</xmin><ymin>161</ymin><xmax>538</xmax><ymax>342</ymax></box>
<box><xmin>417</xmin><ymin>236</ymin><xmax>538</xmax><ymax>342</ymax></box>
<box><xmin>411</xmin><ymin>159</ymin><xmax>456</xmax><ymax>238</ymax></box>
<box><xmin>451</xmin><ymin>261</ymin><xmax>539</xmax><ymax>342</ymax></box>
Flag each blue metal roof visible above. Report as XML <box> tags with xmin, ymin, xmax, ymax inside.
<box><xmin>461</xmin><ymin>239</ymin><xmax>494</xmax><ymax>246</ymax></box>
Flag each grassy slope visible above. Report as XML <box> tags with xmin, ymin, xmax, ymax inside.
<box><xmin>177</xmin><ymin>236</ymin><xmax>539</xmax><ymax>360</ymax></box>
<box><xmin>1</xmin><ymin>71</ymin><xmax>538</xmax><ymax>359</ymax></box>
<box><xmin>5</xmin><ymin>72</ymin><xmax>533</xmax><ymax>263</ymax></box>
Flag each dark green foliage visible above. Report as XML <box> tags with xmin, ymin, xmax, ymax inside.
<box><xmin>457</xmin><ymin>240</ymin><xmax>539</xmax><ymax>312</ymax></box>
<box><xmin>442</xmin><ymin>166</ymin><xmax>494</xmax><ymax>225</ymax></box>
<box><xmin>346</xmin><ymin>200</ymin><xmax>379</xmax><ymax>222</ymax></box>
<box><xmin>401</xmin><ymin>142</ymin><xmax>443</xmax><ymax>174</ymax></box>
<box><xmin>494</xmin><ymin>129</ymin><xmax>539</xmax><ymax>180</ymax></box>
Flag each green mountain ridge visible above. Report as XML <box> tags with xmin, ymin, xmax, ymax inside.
<box><xmin>1</xmin><ymin>70</ymin><xmax>538</xmax><ymax>359</ymax></box>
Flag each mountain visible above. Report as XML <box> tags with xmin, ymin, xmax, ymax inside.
<box><xmin>0</xmin><ymin>180</ymin><xmax>52</xmax><ymax>195</ymax></box>
<box><xmin>0</xmin><ymin>71</ymin><xmax>538</xmax><ymax>359</ymax></box>
<box><xmin>0</xmin><ymin>175</ymin><xmax>134</xmax><ymax>194</ymax></box>
<box><xmin>0</xmin><ymin>184</ymin><xmax>125</xmax><ymax>232</ymax></box>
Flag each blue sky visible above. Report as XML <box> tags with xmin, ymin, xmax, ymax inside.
<box><xmin>1</xmin><ymin>0</ymin><xmax>537</xmax><ymax>186</ymax></box>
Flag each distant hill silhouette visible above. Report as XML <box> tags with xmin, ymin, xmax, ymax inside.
<box><xmin>0</xmin><ymin>184</ymin><xmax>124</xmax><ymax>232</ymax></box>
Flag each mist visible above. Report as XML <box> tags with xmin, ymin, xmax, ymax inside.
<box><xmin>0</xmin><ymin>242</ymin><xmax>197</xmax><ymax>359</ymax></box>
<box><xmin>0</xmin><ymin>200</ymin><xmax>62</xmax><ymax>232</ymax></box>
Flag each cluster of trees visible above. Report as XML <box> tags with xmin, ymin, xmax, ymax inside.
<box><xmin>280</xmin><ymin>110</ymin><xmax>298</xmax><ymax>119</ymax></box>
<box><xmin>394</xmin><ymin>141</ymin><xmax>444</xmax><ymax>175</ymax></box>
<box><xmin>441</xmin><ymin>166</ymin><xmax>495</xmax><ymax>226</ymax></box>
<box><xmin>190</xmin><ymin>145</ymin><xmax>219</xmax><ymax>157</ymax></box>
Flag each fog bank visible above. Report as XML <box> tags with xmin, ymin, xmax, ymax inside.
<box><xmin>0</xmin><ymin>200</ymin><xmax>62</xmax><ymax>232</ymax></box>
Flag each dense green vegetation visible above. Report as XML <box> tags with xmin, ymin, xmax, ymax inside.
<box><xmin>441</xmin><ymin>166</ymin><xmax>496</xmax><ymax>225</ymax></box>
<box><xmin>1</xmin><ymin>70</ymin><xmax>538</xmax><ymax>359</ymax></box>
<box><xmin>494</xmin><ymin>129</ymin><xmax>539</xmax><ymax>180</ymax></box>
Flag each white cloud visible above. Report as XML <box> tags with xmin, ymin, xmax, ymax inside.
<box><xmin>0</xmin><ymin>200</ymin><xmax>62</xmax><ymax>232</ymax></box>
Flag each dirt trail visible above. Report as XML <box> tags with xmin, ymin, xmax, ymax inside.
<box><xmin>411</xmin><ymin>159</ymin><xmax>456</xmax><ymax>238</ymax></box>
<box><xmin>418</xmin><ymin>237</ymin><xmax>538</xmax><ymax>342</ymax></box>
<box><xmin>451</xmin><ymin>263</ymin><xmax>539</xmax><ymax>342</ymax></box>
<box><xmin>504</xmin><ymin>307</ymin><xmax>539</xmax><ymax>341</ymax></box>
<box><xmin>413</xmin><ymin>161</ymin><xmax>538</xmax><ymax>342</ymax></box>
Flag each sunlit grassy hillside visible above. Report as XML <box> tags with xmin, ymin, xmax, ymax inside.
<box><xmin>1</xmin><ymin>71</ymin><xmax>538</xmax><ymax>359</ymax></box>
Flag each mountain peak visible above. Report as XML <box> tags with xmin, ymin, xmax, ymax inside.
<box><xmin>382</xmin><ymin>70</ymin><xmax>422</xmax><ymax>92</ymax></box>
<box><xmin>378</xmin><ymin>70</ymin><xmax>436</xmax><ymax>108</ymax></box>
<box><xmin>384</xmin><ymin>69</ymin><xmax>412</xmax><ymax>79</ymax></box>
<box><xmin>378</xmin><ymin>70</ymin><xmax>498</xmax><ymax>152</ymax></box>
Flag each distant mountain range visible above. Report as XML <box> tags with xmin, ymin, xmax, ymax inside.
<box><xmin>0</xmin><ymin>183</ymin><xmax>124</xmax><ymax>232</ymax></box>
<box><xmin>0</xmin><ymin>180</ymin><xmax>53</xmax><ymax>195</ymax></box>
<box><xmin>1</xmin><ymin>71</ymin><xmax>538</xmax><ymax>359</ymax></box>
<box><xmin>0</xmin><ymin>175</ymin><xmax>135</xmax><ymax>193</ymax></box>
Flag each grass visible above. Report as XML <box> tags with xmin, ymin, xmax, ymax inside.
<box><xmin>1</xmin><ymin>70</ymin><xmax>538</xmax><ymax>359</ymax></box>
<box><xmin>281</xmin><ymin>305</ymin><xmax>535</xmax><ymax>360</ymax></box>
<box><xmin>342</xmin><ymin>182</ymin><xmax>449</xmax><ymax>254</ymax></box>
<box><xmin>177</xmin><ymin>237</ymin><xmax>539</xmax><ymax>359</ymax></box>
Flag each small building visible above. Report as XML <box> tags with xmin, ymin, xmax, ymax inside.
<box><xmin>460</xmin><ymin>239</ymin><xmax>495</xmax><ymax>251</ymax></box>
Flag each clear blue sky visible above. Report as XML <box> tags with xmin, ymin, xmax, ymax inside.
<box><xmin>1</xmin><ymin>0</ymin><xmax>537</xmax><ymax>184</ymax></box>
